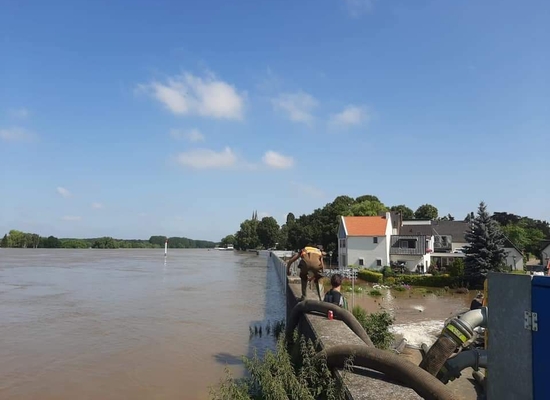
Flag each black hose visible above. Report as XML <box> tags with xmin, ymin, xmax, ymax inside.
<box><xmin>419</xmin><ymin>335</ymin><xmax>458</xmax><ymax>376</ymax></box>
<box><xmin>285</xmin><ymin>300</ymin><xmax>374</xmax><ymax>347</ymax></box>
<box><xmin>315</xmin><ymin>345</ymin><xmax>459</xmax><ymax>400</ymax></box>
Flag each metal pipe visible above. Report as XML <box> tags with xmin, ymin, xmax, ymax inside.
<box><xmin>438</xmin><ymin>349</ymin><xmax>487</xmax><ymax>383</ymax></box>
<box><xmin>420</xmin><ymin>307</ymin><xmax>488</xmax><ymax>375</ymax></box>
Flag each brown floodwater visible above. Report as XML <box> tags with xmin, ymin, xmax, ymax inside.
<box><xmin>1</xmin><ymin>249</ymin><xmax>478</xmax><ymax>400</ymax></box>
<box><xmin>338</xmin><ymin>281</ymin><xmax>475</xmax><ymax>347</ymax></box>
<box><xmin>0</xmin><ymin>249</ymin><xmax>284</xmax><ymax>400</ymax></box>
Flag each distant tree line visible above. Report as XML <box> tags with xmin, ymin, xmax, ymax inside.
<box><xmin>0</xmin><ymin>230</ymin><xmax>215</xmax><ymax>249</ymax></box>
<box><xmin>223</xmin><ymin>195</ymin><xmax>549</xmax><ymax>264</ymax></box>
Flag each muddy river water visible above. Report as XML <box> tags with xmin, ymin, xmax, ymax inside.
<box><xmin>0</xmin><ymin>249</ymin><xmax>476</xmax><ymax>399</ymax></box>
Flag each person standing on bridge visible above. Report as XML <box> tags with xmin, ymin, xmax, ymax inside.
<box><xmin>286</xmin><ymin>242</ymin><xmax>325</xmax><ymax>301</ymax></box>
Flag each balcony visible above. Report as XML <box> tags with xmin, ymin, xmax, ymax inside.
<box><xmin>390</xmin><ymin>235</ymin><xmax>427</xmax><ymax>256</ymax></box>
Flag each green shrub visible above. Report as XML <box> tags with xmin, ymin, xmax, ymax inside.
<box><xmin>384</xmin><ymin>276</ymin><xmax>396</xmax><ymax>285</ymax></box>
<box><xmin>352</xmin><ymin>306</ymin><xmax>394</xmax><ymax>350</ymax></box>
<box><xmin>393</xmin><ymin>274</ymin><xmax>457</xmax><ymax>288</ymax></box>
<box><xmin>381</xmin><ymin>266</ymin><xmax>394</xmax><ymax>277</ymax></box>
<box><xmin>392</xmin><ymin>285</ymin><xmax>406</xmax><ymax>292</ymax></box>
<box><xmin>357</xmin><ymin>269</ymin><xmax>383</xmax><ymax>283</ymax></box>
<box><xmin>368</xmin><ymin>289</ymin><xmax>382</xmax><ymax>297</ymax></box>
<box><xmin>447</xmin><ymin>258</ymin><xmax>465</xmax><ymax>278</ymax></box>
<box><xmin>210</xmin><ymin>334</ymin><xmax>347</xmax><ymax>400</ymax></box>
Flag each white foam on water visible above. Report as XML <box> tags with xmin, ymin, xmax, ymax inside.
<box><xmin>412</xmin><ymin>305</ymin><xmax>425</xmax><ymax>312</ymax></box>
<box><xmin>390</xmin><ymin>319</ymin><xmax>444</xmax><ymax>347</ymax></box>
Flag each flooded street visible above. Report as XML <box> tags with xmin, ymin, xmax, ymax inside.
<box><xmin>0</xmin><ymin>249</ymin><xmax>284</xmax><ymax>400</ymax></box>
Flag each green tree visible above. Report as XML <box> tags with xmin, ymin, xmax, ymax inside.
<box><xmin>92</xmin><ymin>237</ymin><xmax>117</xmax><ymax>249</ymax></box>
<box><xmin>8</xmin><ymin>230</ymin><xmax>26</xmax><ymax>248</ymax></box>
<box><xmin>439</xmin><ymin>214</ymin><xmax>455</xmax><ymax>221</ymax></box>
<box><xmin>414</xmin><ymin>204</ymin><xmax>439</xmax><ymax>220</ymax></box>
<box><xmin>235</xmin><ymin>219</ymin><xmax>260</xmax><ymax>250</ymax></box>
<box><xmin>256</xmin><ymin>216</ymin><xmax>280</xmax><ymax>249</ymax></box>
<box><xmin>356</xmin><ymin>194</ymin><xmax>380</xmax><ymax>203</ymax></box>
<box><xmin>500</xmin><ymin>223</ymin><xmax>529</xmax><ymax>252</ymax></box>
<box><xmin>350</xmin><ymin>200</ymin><xmax>388</xmax><ymax>216</ymax></box>
<box><xmin>220</xmin><ymin>234</ymin><xmax>236</xmax><ymax>247</ymax></box>
<box><xmin>390</xmin><ymin>205</ymin><xmax>414</xmax><ymax>219</ymax></box>
<box><xmin>464</xmin><ymin>202</ymin><xmax>507</xmax><ymax>286</ymax></box>
<box><xmin>40</xmin><ymin>236</ymin><xmax>61</xmax><ymax>248</ymax></box>
<box><xmin>1</xmin><ymin>234</ymin><xmax>9</xmax><ymax>247</ymax></box>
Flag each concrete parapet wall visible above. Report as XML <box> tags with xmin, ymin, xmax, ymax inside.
<box><xmin>269</xmin><ymin>253</ymin><xmax>477</xmax><ymax>400</ymax></box>
<box><xmin>282</xmin><ymin>256</ymin><xmax>423</xmax><ymax>399</ymax></box>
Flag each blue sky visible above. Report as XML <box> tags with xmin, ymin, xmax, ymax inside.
<box><xmin>1</xmin><ymin>0</ymin><xmax>549</xmax><ymax>241</ymax></box>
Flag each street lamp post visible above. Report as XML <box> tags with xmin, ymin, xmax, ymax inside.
<box><xmin>329</xmin><ymin>251</ymin><xmax>333</xmax><ymax>269</ymax></box>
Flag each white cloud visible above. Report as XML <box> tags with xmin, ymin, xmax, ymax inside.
<box><xmin>329</xmin><ymin>105</ymin><xmax>370</xmax><ymax>128</ymax></box>
<box><xmin>138</xmin><ymin>72</ymin><xmax>245</xmax><ymax>120</ymax></box>
<box><xmin>176</xmin><ymin>147</ymin><xmax>237</xmax><ymax>169</ymax></box>
<box><xmin>0</xmin><ymin>127</ymin><xmax>35</xmax><ymax>142</ymax></box>
<box><xmin>262</xmin><ymin>151</ymin><xmax>294</xmax><ymax>169</ymax></box>
<box><xmin>344</xmin><ymin>0</ymin><xmax>376</xmax><ymax>17</ymax></box>
<box><xmin>91</xmin><ymin>202</ymin><xmax>103</xmax><ymax>209</ymax></box>
<box><xmin>271</xmin><ymin>91</ymin><xmax>318</xmax><ymax>125</ymax></box>
<box><xmin>170</xmin><ymin>128</ymin><xmax>205</xmax><ymax>142</ymax></box>
<box><xmin>56</xmin><ymin>187</ymin><xmax>71</xmax><ymax>198</ymax></box>
<box><xmin>8</xmin><ymin>108</ymin><xmax>30</xmax><ymax>119</ymax></box>
<box><xmin>62</xmin><ymin>216</ymin><xmax>81</xmax><ymax>221</ymax></box>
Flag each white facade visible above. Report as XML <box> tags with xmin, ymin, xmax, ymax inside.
<box><xmin>338</xmin><ymin>213</ymin><xmax>393</xmax><ymax>270</ymax></box>
<box><xmin>346</xmin><ymin>236</ymin><xmax>389</xmax><ymax>269</ymax></box>
<box><xmin>504</xmin><ymin>247</ymin><xmax>524</xmax><ymax>270</ymax></box>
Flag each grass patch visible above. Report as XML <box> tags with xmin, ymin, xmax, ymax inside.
<box><xmin>368</xmin><ymin>289</ymin><xmax>382</xmax><ymax>297</ymax></box>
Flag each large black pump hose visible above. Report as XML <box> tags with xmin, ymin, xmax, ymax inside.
<box><xmin>419</xmin><ymin>336</ymin><xmax>458</xmax><ymax>376</ymax></box>
<box><xmin>315</xmin><ymin>345</ymin><xmax>460</xmax><ymax>400</ymax></box>
<box><xmin>285</xmin><ymin>300</ymin><xmax>374</xmax><ymax>347</ymax></box>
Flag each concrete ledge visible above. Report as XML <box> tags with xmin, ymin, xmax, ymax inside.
<box><xmin>286</xmin><ymin>279</ymin><xmax>423</xmax><ymax>399</ymax></box>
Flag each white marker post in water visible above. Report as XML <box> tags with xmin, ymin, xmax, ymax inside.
<box><xmin>164</xmin><ymin>238</ymin><xmax>168</xmax><ymax>257</ymax></box>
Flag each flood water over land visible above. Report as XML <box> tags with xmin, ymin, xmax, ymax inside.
<box><xmin>0</xmin><ymin>249</ymin><xmax>284</xmax><ymax>400</ymax></box>
<box><xmin>342</xmin><ymin>282</ymin><xmax>474</xmax><ymax>347</ymax></box>
<box><xmin>1</xmin><ymin>249</ymin><xmax>476</xmax><ymax>399</ymax></box>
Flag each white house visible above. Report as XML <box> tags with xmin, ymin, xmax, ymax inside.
<box><xmin>337</xmin><ymin>214</ymin><xmax>392</xmax><ymax>269</ymax></box>
<box><xmin>337</xmin><ymin>213</ymin><xmax>433</xmax><ymax>272</ymax></box>
<box><xmin>499</xmin><ymin>237</ymin><xmax>523</xmax><ymax>271</ymax></box>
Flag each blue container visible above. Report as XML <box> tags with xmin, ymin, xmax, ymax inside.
<box><xmin>532</xmin><ymin>276</ymin><xmax>550</xmax><ymax>400</ymax></box>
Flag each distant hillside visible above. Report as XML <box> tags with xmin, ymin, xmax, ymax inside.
<box><xmin>1</xmin><ymin>230</ymin><xmax>216</xmax><ymax>249</ymax></box>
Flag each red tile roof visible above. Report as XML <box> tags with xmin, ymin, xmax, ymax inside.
<box><xmin>343</xmin><ymin>216</ymin><xmax>387</xmax><ymax>236</ymax></box>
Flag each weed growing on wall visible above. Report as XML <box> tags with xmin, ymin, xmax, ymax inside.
<box><xmin>352</xmin><ymin>306</ymin><xmax>394</xmax><ymax>350</ymax></box>
<box><xmin>210</xmin><ymin>333</ymin><xmax>348</xmax><ymax>400</ymax></box>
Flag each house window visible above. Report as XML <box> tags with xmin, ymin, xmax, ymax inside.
<box><xmin>359</xmin><ymin>258</ymin><xmax>364</xmax><ymax>266</ymax></box>
<box><xmin>399</xmin><ymin>239</ymin><xmax>416</xmax><ymax>249</ymax></box>
<box><xmin>339</xmin><ymin>239</ymin><xmax>346</xmax><ymax>248</ymax></box>
<box><xmin>376</xmin><ymin>259</ymin><xmax>382</xmax><ymax>267</ymax></box>
<box><xmin>373</xmin><ymin>237</ymin><xmax>378</xmax><ymax>244</ymax></box>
